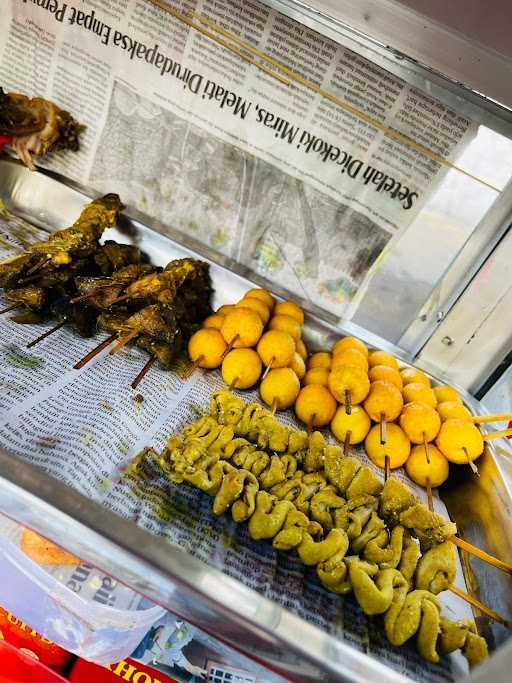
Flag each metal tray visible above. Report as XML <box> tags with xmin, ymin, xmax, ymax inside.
<box><xmin>0</xmin><ymin>158</ymin><xmax>511</xmax><ymax>682</ymax></box>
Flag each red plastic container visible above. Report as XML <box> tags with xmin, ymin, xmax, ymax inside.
<box><xmin>0</xmin><ymin>640</ymin><xmax>68</xmax><ymax>683</ymax></box>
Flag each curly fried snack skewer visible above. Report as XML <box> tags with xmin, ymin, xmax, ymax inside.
<box><xmin>144</xmin><ymin>426</ymin><xmax>488</xmax><ymax>666</ymax></box>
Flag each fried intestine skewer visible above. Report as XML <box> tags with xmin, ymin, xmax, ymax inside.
<box><xmin>147</xmin><ymin>413</ymin><xmax>487</xmax><ymax>667</ymax></box>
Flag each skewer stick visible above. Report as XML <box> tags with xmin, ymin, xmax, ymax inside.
<box><xmin>228</xmin><ymin>376</ymin><xmax>239</xmax><ymax>391</ymax></box>
<box><xmin>483</xmin><ymin>428</ymin><xmax>512</xmax><ymax>441</ymax></box>
<box><xmin>343</xmin><ymin>430</ymin><xmax>351</xmax><ymax>457</ymax></box>
<box><xmin>109</xmin><ymin>328</ymin><xmax>140</xmax><ymax>355</ymax></box>
<box><xmin>73</xmin><ymin>334</ymin><xmax>117</xmax><ymax>369</ymax></box>
<box><xmin>271</xmin><ymin>397</ymin><xmax>279</xmax><ymax>415</ymax></box>
<box><xmin>380</xmin><ymin>413</ymin><xmax>387</xmax><ymax>445</ymax></box>
<box><xmin>222</xmin><ymin>334</ymin><xmax>240</xmax><ymax>359</ymax></box>
<box><xmin>69</xmin><ymin>283</ymin><xmax>119</xmax><ymax>304</ymax></box>
<box><xmin>0</xmin><ymin>303</ymin><xmax>19</xmax><ymax>314</ymax></box>
<box><xmin>262</xmin><ymin>355</ymin><xmax>274</xmax><ymax>380</ymax></box>
<box><xmin>448</xmin><ymin>585</ymin><xmax>511</xmax><ymax>628</ymax></box>
<box><xmin>422</xmin><ymin>432</ymin><xmax>431</xmax><ymax>465</ymax></box>
<box><xmin>463</xmin><ymin>446</ymin><xmax>479</xmax><ymax>475</ymax></box>
<box><xmin>107</xmin><ymin>293</ymin><xmax>131</xmax><ymax>306</ymax></box>
<box><xmin>344</xmin><ymin>389</ymin><xmax>352</xmax><ymax>415</ymax></box>
<box><xmin>425</xmin><ymin>477</ymin><xmax>434</xmax><ymax>512</ymax></box>
<box><xmin>131</xmin><ymin>356</ymin><xmax>157</xmax><ymax>390</ymax></box>
<box><xmin>306</xmin><ymin>413</ymin><xmax>316</xmax><ymax>435</ymax></box>
<box><xmin>472</xmin><ymin>413</ymin><xmax>512</xmax><ymax>424</ymax></box>
<box><xmin>181</xmin><ymin>355</ymin><xmax>204</xmax><ymax>379</ymax></box>
<box><xmin>26</xmin><ymin>320</ymin><xmax>66</xmax><ymax>348</ymax></box>
<box><xmin>24</xmin><ymin>255</ymin><xmax>51</xmax><ymax>276</ymax></box>
<box><xmin>450</xmin><ymin>536</ymin><xmax>512</xmax><ymax>576</ymax></box>
<box><xmin>384</xmin><ymin>454</ymin><xmax>390</xmax><ymax>482</ymax></box>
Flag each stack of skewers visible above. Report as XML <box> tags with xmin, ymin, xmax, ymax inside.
<box><xmin>0</xmin><ymin>194</ymin><xmax>213</xmax><ymax>389</ymax></box>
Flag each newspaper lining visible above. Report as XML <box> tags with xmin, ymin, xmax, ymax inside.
<box><xmin>0</xmin><ymin>210</ymin><xmax>474</xmax><ymax>682</ymax></box>
<box><xmin>0</xmin><ymin>0</ymin><xmax>478</xmax><ymax>319</ymax></box>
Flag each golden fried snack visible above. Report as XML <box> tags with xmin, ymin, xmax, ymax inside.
<box><xmin>260</xmin><ymin>367</ymin><xmax>300</xmax><ymax>410</ymax></box>
<box><xmin>400</xmin><ymin>368</ymin><xmax>431</xmax><ymax>387</ymax></box>
<box><xmin>328</xmin><ymin>365</ymin><xmax>370</xmax><ymax>405</ymax></box>
<box><xmin>188</xmin><ymin>328</ymin><xmax>227</xmax><ymax>368</ymax></box>
<box><xmin>221</xmin><ymin>307</ymin><xmax>263</xmax><ymax>347</ymax></box>
<box><xmin>406</xmin><ymin>445</ymin><xmax>449</xmax><ymax>488</ymax></box>
<box><xmin>369</xmin><ymin>365</ymin><xmax>403</xmax><ymax>390</ymax></box>
<box><xmin>365</xmin><ymin>423</ymin><xmax>411</xmax><ymax>469</ymax></box>
<box><xmin>244</xmin><ymin>287</ymin><xmax>274</xmax><ymax>310</ymax></box>
<box><xmin>364</xmin><ymin>380</ymin><xmax>403</xmax><ymax>422</ymax></box>
<box><xmin>331</xmin><ymin>405</ymin><xmax>371</xmax><ymax>445</ymax></box>
<box><xmin>269</xmin><ymin>314</ymin><xmax>301</xmax><ymax>341</ymax></box>
<box><xmin>403</xmin><ymin>383</ymin><xmax>437</xmax><ymax>408</ymax></box>
<box><xmin>399</xmin><ymin>402</ymin><xmax>441</xmax><ymax>444</ymax></box>
<box><xmin>274</xmin><ymin>300</ymin><xmax>304</xmax><ymax>324</ymax></box>
<box><xmin>257</xmin><ymin>330</ymin><xmax>295</xmax><ymax>368</ymax></box>
<box><xmin>436</xmin><ymin>419</ymin><xmax>484</xmax><ymax>464</ymax></box>
<box><xmin>217</xmin><ymin>304</ymin><xmax>236</xmax><ymax>316</ymax></box>
<box><xmin>296</xmin><ymin>338</ymin><xmax>308</xmax><ymax>360</ymax></box>
<box><xmin>331</xmin><ymin>348</ymin><xmax>369</xmax><ymax>371</ymax></box>
<box><xmin>236</xmin><ymin>297</ymin><xmax>270</xmax><ymax>324</ymax></box>
<box><xmin>332</xmin><ymin>336</ymin><xmax>369</xmax><ymax>358</ymax></box>
<box><xmin>437</xmin><ymin>401</ymin><xmax>472</xmax><ymax>422</ymax></box>
<box><xmin>202</xmin><ymin>313</ymin><xmax>224</xmax><ymax>330</ymax></box>
<box><xmin>295</xmin><ymin>385</ymin><xmax>337</xmax><ymax>428</ymax></box>
<box><xmin>164</xmin><ymin>425</ymin><xmax>485</xmax><ymax>667</ymax></box>
<box><xmin>222</xmin><ymin>349</ymin><xmax>262</xmax><ymax>389</ymax></box>
<box><xmin>368</xmin><ymin>351</ymin><xmax>399</xmax><ymax>370</ymax></box>
<box><xmin>289</xmin><ymin>352</ymin><xmax>306</xmax><ymax>380</ymax></box>
<box><xmin>303</xmin><ymin>367</ymin><xmax>329</xmax><ymax>387</ymax></box>
<box><xmin>306</xmin><ymin>352</ymin><xmax>331</xmax><ymax>370</ymax></box>
<box><xmin>434</xmin><ymin>386</ymin><xmax>461</xmax><ymax>404</ymax></box>
<box><xmin>21</xmin><ymin>529</ymin><xmax>79</xmax><ymax>565</ymax></box>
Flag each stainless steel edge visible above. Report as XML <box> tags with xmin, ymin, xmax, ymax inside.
<box><xmin>398</xmin><ymin>176</ymin><xmax>512</xmax><ymax>355</ymax></box>
<box><xmin>1</xmin><ymin>158</ymin><xmax>512</xmax><ymax>672</ymax></box>
<box><xmin>258</xmin><ymin>0</ymin><xmax>512</xmax><ymax>130</ymax></box>
<box><xmin>0</xmin><ymin>447</ymin><xmax>411</xmax><ymax>683</ymax></box>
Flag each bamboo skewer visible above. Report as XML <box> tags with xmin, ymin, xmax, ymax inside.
<box><xmin>306</xmin><ymin>413</ymin><xmax>316</xmax><ymax>435</ymax></box>
<box><xmin>69</xmin><ymin>283</ymin><xmax>119</xmax><ymax>305</ymax></box>
<box><xmin>262</xmin><ymin>356</ymin><xmax>274</xmax><ymax>380</ymax></box>
<box><xmin>228</xmin><ymin>376</ymin><xmax>239</xmax><ymax>391</ymax></box>
<box><xmin>463</xmin><ymin>446</ymin><xmax>479</xmax><ymax>475</ymax></box>
<box><xmin>483</xmin><ymin>428</ymin><xmax>512</xmax><ymax>441</ymax></box>
<box><xmin>222</xmin><ymin>334</ymin><xmax>239</xmax><ymax>359</ymax></box>
<box><xmin>422</xmin><ymin>432</ymin><xmax>430</xmax><ymax>465</ymax></box>
<box><xmin>450</xmin><ymin>536</ymin><xmax>512</xmax><ymax>575</ymax></box>
<box><xmin>472</xmin><ymin>413</ymin><xmax>512</xmax><ymax>424</ymax></box>
<box><xmin>425</xmin><ymin>477</ymin><xmax>434</xmax><ymax>512</ymax></box>
<box><xmin>343</xmin><ymin>431</ymin><xmax>351</xmax><ymax>457</ymax></box>
<box><xmin>448</xmin><ymin>584</ymin><xmax>511</xmax><ymax>628</ymax></box>
<box><xmin>384</xmin><ymin>454</ymin><xmax>390</xmax><ymax>482</ymax></box>
<box><xmin>107</xmin><ymin>293</ymin><xmax>131</xmax><ymax>306</ymax></box>
<box><xmin>182</xmin><ymin>355</ymin><xmax>204</xmax><ymax>379</ymax></box>
<box><xmin>26</xmin><ymin>320</ymin><xmax>67</xmax><ymax>348</ymax></box>
<box><xmin>380</xmin><ymin>414</ymin><xmax>386</xmax><ymax>445</ymax></box>
<box><xmin>344</xmin><ymin>389</ymin><xmax>352</xmax><ymax>415</ymax></box>
<box><xmin>271</xmin><ymin>397</ymin><xmax>279</xmax><ymax>415</ymax></box>
<box><xmin>0</xmin><ymin>303</ymin><xmax>19</xmax><ymax>314</ymax></box>
<box><xmin>109</xmin><ymin>328</ymin><xmax>140</xmax><ymax>355</ymax></box>
<box><xmin>131</xmin><ymin>356</ymin><xmax>157</xmax><ymax>390</ymax></box>
<box><xmin>73</xmin><ymin>334</ymin><xmax>117</xmax><ymax>369</ymax></box>
<box><xmin>24</xmin><ymin>256</ymin><xmax>51</xmax><ymax>277</ymax></box>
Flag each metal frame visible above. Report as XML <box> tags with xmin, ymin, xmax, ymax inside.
<box><xmin>0</xmin><ymin>160</ymin><xmax>511</xmax><ymax>681</ymax></box>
